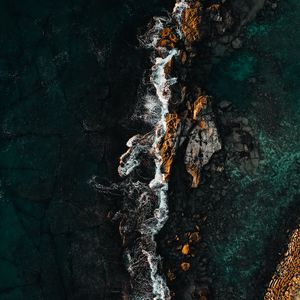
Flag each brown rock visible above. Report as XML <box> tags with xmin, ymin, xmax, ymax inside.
<box><xmin>180</xmin><ymin>262</ymin><xmax>191</xmax><ymax>271</ymax></box>
<box><xmin>189</xmin><ymin>231</ymin><xmax>201</xmax><ymax>242</ymax></box>
<box><xmin>158</xmin><ymin>27</ymin><xmax>178</xmax><ymax>49</ymax></box>
<box><xmin>264</xmin><ymin>225</ymin><xmax>300</xmax><ymax>300</ymax></box>
<box><xmin>182</xmin><ymin>1</ymin><xmax>203</xmax><ymax>45</ymax></box>
<box><xmin>181</xmin><ymin>244</ymin><xmax>190</xmax><ymax>255</ymax></box>
<box><xmin>157</xmin><ymin>38</ymin><xmax>175</xmax><ymax>49</ymax></box>
<box><xmin>179</xmin><ymin>50</ymin><xmax>188</xmax><ymax>65</ymax></box>
<box><xmin>160</xmin><ymin>113</ymin><xmax>181</xmax><ymax>180</ymax></box>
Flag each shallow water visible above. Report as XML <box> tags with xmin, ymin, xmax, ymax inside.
<box><xmin>204</xmin><ymin>1</ymin><xmax>300</xmax><ymax>298</ymax></box>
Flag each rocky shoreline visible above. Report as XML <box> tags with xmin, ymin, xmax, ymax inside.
<box><xmin>94</xmin><ymin>0</ymin><xmax>298</xmax><ymax>299</ymax></box>
<box><xmin>95</xmin><ymin>0</ymin><xmax>267</xmax><ymax>298</ymax></box>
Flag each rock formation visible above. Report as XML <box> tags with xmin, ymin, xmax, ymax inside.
<box><xmin>264</xmin><ymin>225</ymin><xmax>300</xmax><ymax>300</ymax></box>
<box><xmin>181</xmin><ymin>1</ymin><xmax>203</xmax><ymax>45</ymax></box>
<box><xmin>96</xmin><ymin>0</ymin><xmax>266</xmax><ymax>298</ymax></box>
<box><xmin>185</xmin><ymin>95</ymin><xmax>221</xmax><ymax>187</ymax></box>
<box><xmin>157</xmin><ymin>1</ymin><xmax>223</xmax><ymax>189</ymax></box>
<box><xmin>160</xmin><ymin>113</ymin><xmax>181</xmax><ymax>181</ymax></box>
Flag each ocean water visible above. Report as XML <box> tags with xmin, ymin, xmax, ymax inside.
<box><xmin>204</xmin><ymin>1</ymin><xmax>300</xmax><ymax>298</ymax></box>
<box><xmin>0</xmin><ymin>0</ymin><xmax>299</xmax><ymax>299</ymax></box>
<box><xmin>0</xmin><ymin>0</ymin><xmax>174</xmax><ymax>299</ymax></box>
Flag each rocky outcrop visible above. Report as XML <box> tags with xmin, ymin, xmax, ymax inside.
<box><xmin>264</xmin><ymin>225</ymin><xmax>300</xmax><ymax>300</ymax></box>
<box><xmin>185</xmin><ymin>95</ymin><xmax>221</xmax><ymax>187</ymax></box>
<box><xmin>217</xmin><ymin>100</ymin><xmax>259</xmax><ymax>174</ymax></box>
<box><xmin>159</xmin><ymin>92</ymin><xmax>221</xmax><ymax>188</ymax></box>
<box><xmin>160</xmin><ymin>113</ymin><xmax>181</xmax><ymax>180</ymax></box>
<box><xmin>181</xmin><ymin>1</ymin><xmax>203</xmax><ymax>46</ymax></box>
<box><xmin>156</xmin><ymin>1</ymin><xmax>223</xmax><ymax>188</ymax></box>
<box><xmin>158</xmin><ymin>27</ymin><xmax>179</xmax><ymax>49</ymax></box>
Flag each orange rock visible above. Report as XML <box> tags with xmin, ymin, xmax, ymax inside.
<box><xmin>160</xmin><ymin>27</ymin><xmax>172</xmax><ymax>38</ymax></box>
<box><xmin>200</xmin><ymin>119</ymin><xmax>206</xmax><ymax>129</ymax></box>
<box><xmin>158</xmin><ymin>27</ymin><xmax>178</xmax><ymax>48</ymax></box>
<box><xmin>186</xmin><ymin>164</ymin><xmax>201</xmax><ymax>188</ymax></box>
<box><xmin>164</xmin><ymin>58</ymin><xmax>173</xmax><ymax>76</ymax></box>
<box><xmin>160</xmin><ymin>113</ymin><xmax>181</xmax><ymax>180</ymax></box>
<box><xmin>189</xmin><ymin>231</ymin><xmax>201</xmax><ymax>242</ymax></box>
<box><xmin>193</xmin><ymin>96</ymin><xmax>208</xmax><ymax>121</ymax></box>
<box><xmin>181</xmin><ymin>2</ymin><xmax>203</xmax><ymax>45</ymax></box>
<box><xmin>181</xmin><ymin>244</ymin><xmax>190</xmax><ymax>255</ymax></box>
<box><xmin>208</xmin><ymin>4</ymin><xmax>220</xmax><ymax>11</ymax></box>
<box><xmin>169</xmin><ymin>33</ymin><xmax>178</xmax><ymax>43</ymax></box>
<box><xmin>179</xmin><ymin>50</ymin><xmax>188</xmax><ymax>65</ymax></box>
<box><xmin>184</xmin><ymin>94</ymin><xmax>221</xmax><ymax>188</ymax></box>
<box><xmin>264</xmin><ymin>225</ymin><xmax>300</xmax><ymax>299</ymax></box>
<box><xmin>157</xmin><ymin>38</ymin><xmax>175</xmax><ymax>49</ymax></box>
<box><xmin>180</xmin><ymin>262</ymin><xmax>190</xmax><ymax>271</ymax></box>
<box><xmin>167</xmin><ymin>269</ymin><xmax>176</xmax><ymax>281</ymax></box>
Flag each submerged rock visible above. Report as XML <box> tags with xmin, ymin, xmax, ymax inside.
<box><xmin>231</xmin><ymin>37</ymin><xmax>243</xmax><ymax>49</ymax></box>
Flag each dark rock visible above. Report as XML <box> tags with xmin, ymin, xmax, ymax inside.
<box><xmin>231</xmin><ymin>37</ymin><xmax>243</xmax><ymax>49</ymax></box>
<box><xmin>219</xmin><ymin>100</ymin><xmax>232</xmax><ymax>110</ymax></box>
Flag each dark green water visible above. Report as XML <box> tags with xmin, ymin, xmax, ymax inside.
<box><xmin>0</xmin><ymin>0</ymin><xmax>174</xmax><ymax>299</ymax></box>
<box><xmin>0</xmin><ymin>0</ymin><xmax>299</xmax><ymax>299</ymax></box>
<box><xmin>0</xmin><ymin>0</ymin><xmax>178</xmax><ymax>300</ymax></box>
<box><xmin>205</xmin><ymin>1</ymin><xmax>300</xmax><ymax>298</ymax></box>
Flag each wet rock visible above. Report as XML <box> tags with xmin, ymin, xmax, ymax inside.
<box><xmin>180</xmin><ymin>262</ymin><xmax>191</xmax><ymax>271</ymax></box>
<box><xmin>271</xmin><ymin>3</ymin><xmax>278</xmax><ymax>10</ymax></box>
<box><xmin>264</xmin><ymin>225</ymin><xmax>300</xmax><ymax>300</ymax></box>
<box><xmin>185</xmin><ymin>96</ymin><xmax>222</xmax><ymax>187</ymax></box>
<box><xmin>215</xmin><ymin>9</ymin><xmax>234</xmax><ymax>35</ymax></box>
<box><xmin>219</xmin><ymin>100</ymin><xmax>232</xmax><ymax>110</ymax></box>
<box><xmin>160</xmin><ymin>113</ymin><xmax>181</xmax><ymax>180</ymax></box>
<box><xmin>231</xmin><ymin>37</ymin><xmax>243</xmax><ymax>49</ymax></box>
<box><xmin>181</xmin><ymin>1</ymin><xmax>203</xmax><ymax>45</ymax></box>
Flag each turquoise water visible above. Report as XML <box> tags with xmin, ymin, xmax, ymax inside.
<box><xmin>205</xmin><ymin>1</ymin><xmax>300</xmax><ymax>298</ymax></box>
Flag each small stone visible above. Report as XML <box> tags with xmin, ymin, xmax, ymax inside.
<box><xmin>219</xmin><ymin>100</ymin><xmax>232</xmax><ymax>110</ymax></box>
<box><xmin>181</xmin><ymin>244</ymin><xmax>190</xmax><ymax>255</ymax></box>
<box><xmin>167</xmin><ymin>269</ymin><xmax>176</xmax><ymax>281</ymax></box>
<box><xmin>189</xmin><ymin>231</ymin><xmax>201</xmax><ymax>242</ymax></box>
<box><xmin>241</xmin><ymin>117</ymin><xmax>249</xmax><ymax>126</ymax></box>
<box><xmin>231</xmin><ymin>37</ymin><xmax>243</xmax><ymax>49</ymax></box>
<box><xmin>180</xmin><ymin>262</ymin><xmax>190</xmax><ymax>271</ymax></box>
<box><xmin>271</xmin><ymin>3</ymin><xmax>277</xmax><ymax>9</ymax></box>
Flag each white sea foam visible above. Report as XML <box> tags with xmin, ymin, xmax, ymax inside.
<box><xmin>173</xmin><ymin>0</ymin><xmax>190</xmax><ymax>38</ymax></box>
<box><xmin>118</xmin><ymin>1</ymin><xmax>189</xmax><ymax>299</ymax></box>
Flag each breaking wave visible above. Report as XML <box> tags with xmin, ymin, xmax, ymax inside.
<box><xmin>93</xmin><ymin>1</ymin><xmax>189</xmax><ymax>299</ymax></box>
